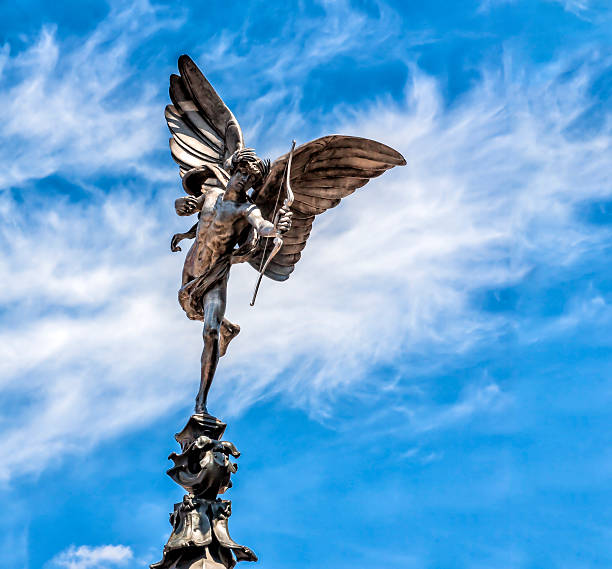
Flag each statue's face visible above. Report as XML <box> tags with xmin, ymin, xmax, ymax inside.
<box><xmin>226</xmin><ymin>163</ymin><xmax>255</xmax><ymax>194</ymax></box>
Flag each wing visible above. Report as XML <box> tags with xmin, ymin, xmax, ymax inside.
<box><xmin>249</xmin><ymin>135</ymin><xmax>405</xmax><ymax>281</ymax></box>
<box><xmin>165</xmin><ymin>54</ymin><xmax>243</xmax><ymax>193</ymax></box>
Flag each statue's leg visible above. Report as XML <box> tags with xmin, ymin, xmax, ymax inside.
<box><xmin>195</xmin><ymin>279</ymin><xmax>227</xmax><ymax>414</ymax></box>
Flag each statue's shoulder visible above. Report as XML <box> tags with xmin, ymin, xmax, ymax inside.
<box><xmin>237</xmin><ymin>200</ymin><xmax>258</xmax><ymax>216</ymax></box>
<box><xmin>204</xmin><ymin>187</ymin><xmax>224</xmax><ymax>202</ymax></box>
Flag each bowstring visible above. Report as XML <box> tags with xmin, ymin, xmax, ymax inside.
<box><xmin>257</xmin><ymin>157</ymin><xmax>288</xmax><ymax>274</ymax></box>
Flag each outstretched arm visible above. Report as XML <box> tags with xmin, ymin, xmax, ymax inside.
<box><xmin>244</xmin><ymin>204</ymin><xmax>292</xmax><ymax>237</ymax></box>
<box><xmin>171</xmin><ymin>222</ymin><xmax>198</xmax><ymax>252</ymax></box>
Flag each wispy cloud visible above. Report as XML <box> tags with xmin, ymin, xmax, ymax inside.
<box><xmin>0</xmin><ymin>190</ymin><xmax>197</xmax><ymax>480</ymax></box>
<box><xmin>0</xmin><ymin>2</ymin><xmax>191</xmax><ymax>481</ymax></box>
<box><xmin>0</xmin><ymin>0</ymin><xmax>182</xmax><ymax>190</ymax></box>
<box><xmin>480</xmin><ymin>0</ymin><xmax>598</xmax><ymax>18</ymax></box>
<box><xmin>396</xmin><ymin>382</ymin><xmax>511</xmax><ymax>434</ymax></box>
<box><xmin>194</xmin><ymin>0</ymin><xmax>433</xmax><ymax>150</ymax></box>
<box><xmin>47</xmin><ymin>544</ymin><xmax>133</xmax><ymax>569</ymax></box>
<box><xmin>216</xmin><ymin>48</ymin><xmax>612</xmax><ymax>413</ymax></box>
<box><xmin>550</xmin><ymin>0</ymin><xmax>593</xmax><ymax>16</ymax></box>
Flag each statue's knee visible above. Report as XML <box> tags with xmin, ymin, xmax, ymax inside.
<box><xmin>203</xmin><ymin>325</ymin><xmax>220</xmax><ymax>343</ymax></box>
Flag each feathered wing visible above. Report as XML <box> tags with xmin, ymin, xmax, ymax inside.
<box><xmin>165</xmin><ymin>54</ymin><xmax>243</xmax><ymax>192</ymax></box>
<box><xmin>249</xmin><ymin>135</ymin><xmax>406</xmax><ymax>281</ymax></box>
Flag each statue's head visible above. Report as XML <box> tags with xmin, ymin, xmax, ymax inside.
<box><xmin>225</xmin><ymin>148</ymin><xmax>270</xmax><ymax>193</ymax></box>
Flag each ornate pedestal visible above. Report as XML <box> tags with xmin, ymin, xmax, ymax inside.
<box><xmin>151</xmin><ymin>414</ymin><xmax>257</xmax><ymax>569</ymax></box>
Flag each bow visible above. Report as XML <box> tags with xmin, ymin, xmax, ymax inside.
<box><xmin>250</xmin><ymin>140</ymin><xmax>296</xmax><ymax>306</ymax></box>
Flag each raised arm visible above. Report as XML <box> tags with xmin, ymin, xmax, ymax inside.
<box><xmin>175</xmin><ymin>195</ymin><xmax>204</xmax><ymax>216</ymax></box>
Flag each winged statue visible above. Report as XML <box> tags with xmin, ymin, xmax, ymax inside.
<box><xmin>166</xmin><ymin>55</ymin><xmax>405</xmax><ymax>415</ymax></box>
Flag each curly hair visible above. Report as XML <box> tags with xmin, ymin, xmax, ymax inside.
<box><xmin>225</xmin><ymin>148</ymin><xmax>271</xmax><ymax>189</ymax></box>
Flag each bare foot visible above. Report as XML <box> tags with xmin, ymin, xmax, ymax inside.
<box><xmin>219</xmin><ymin>319</ymin><xmax>240</xmax><ymax>357</ymax></box>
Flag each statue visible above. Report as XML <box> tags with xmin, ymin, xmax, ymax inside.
<box><xmin>167</xmin><ymin>55</ymin><xmax>406</xmax><ymax>415</ymax></box>
<box><xmin>152</xmin><ymin>55</ymin><xmax>405</xmax><ymax>569</ymax></box>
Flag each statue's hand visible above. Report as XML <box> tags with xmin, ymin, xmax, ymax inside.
<box><xmin>171</xmin><ymin>233</ymin><xmax>184</xmax><ymax>252</ymax></box>
<box><xmin>277</xmin><ymin>206</ymin><xmax>293</xmax><ymax>235</ymax></box>
<box><xmin>175</xmin><ymin>196</ymin><xmax>198</xmax><ymax>216</ymax></box>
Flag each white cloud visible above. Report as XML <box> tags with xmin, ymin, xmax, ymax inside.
<box><xmin>216</xmin><ymin>51</ymin><xmax>612</xmax><ymax>413</ymax></box>
<box><xmin>477</xmin><ymin>0</ymin><xmax>517</xmax><ymax>11</ymax></box>
<box><xmin>0</xmin><ymin>190</ymin><xmax>198</xmax><ymax>480</ymax></box>
<box><xmin>480</xmin><ymin>0</ymin><xmax>597</xmax><ymax>17</ymax></box>
<box><xmin>400</xmin><ymin>382</ymin><xmax>511</xmax><ymax>434</ymax></box>
<box><xmin>0</xmin><ymin>0</ymin><xmax>182</xmax><ymax>191</ymax></box>
<box><xmin>193</xmin><ymin>0</ymin><xmax>434</xmax><ymax>149</ymax></box>
<box><xmin>552</xmin><ymin>0</ymin><xmax>590</xmax><ymax>15</ymax></box>
<box><xmin>48</xmin><ymin>544</ymin><xmax>133</xmax><ymax>569</ymax></box>
<box><xmin>1</xmin><ymin>1</ymin><xmax>612</xmax><ymax>482</ymax></box>
<box><xmin>0</xmin><ymin>1</ymin><xmax>189</xmax><ymax>482</ymax></box>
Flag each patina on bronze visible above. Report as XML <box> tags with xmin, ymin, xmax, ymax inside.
<box><xmin>152</xmin><ymin>54</ymin><xmax>405</xmax><ymax>569</ymax></box>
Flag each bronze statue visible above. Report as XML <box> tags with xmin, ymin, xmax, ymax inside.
<box><xmin>166</xmin><ymin>55</ymin><xmax>406</xmax><ymax>415</ymax></box>
<box><xmin>153</xmin><ymin>55</ymin><xmax>405</xmax><ymax>568</ymax></box>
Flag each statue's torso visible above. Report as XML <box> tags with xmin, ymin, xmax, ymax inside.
<box><xmin>183</xmin><ymin>189</ymin><xmax>249</xmax><ymax>280</ymax></box>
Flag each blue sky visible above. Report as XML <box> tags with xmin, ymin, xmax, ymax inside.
<box><xmin>1</xmin><ymin>0</ymin><xmax>611</xmax><ymax>568</ymax></box>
